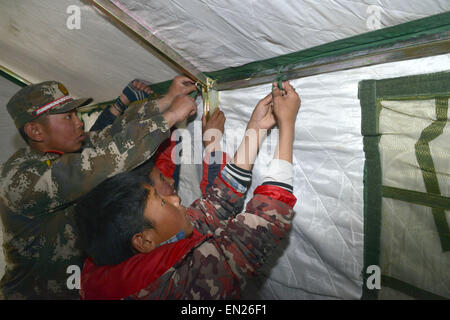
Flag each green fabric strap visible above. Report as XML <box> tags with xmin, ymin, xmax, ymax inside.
<box><xmin>382</xmin><ymin>186</ymin><xmax>450</xmax><ymax>210</ymax></box>
<box><xmin>414</xmin><ymin>98</ymin><xmax>449</xmax><ymax>252</ymax></box>
<box><xmin>381</xmin><ymin>275</ymin><xmax>447</xmax><ymax>300</ymax></box>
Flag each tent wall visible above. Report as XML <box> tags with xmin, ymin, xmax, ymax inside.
<box><xmin>211</xmin><ymin>53</ymin><xmax>450</xmax><ymax>299</ymax></box>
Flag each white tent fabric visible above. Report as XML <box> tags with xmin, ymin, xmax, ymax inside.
<box><xmin>181</xmin><ymin>54</ymin><xmax>450</xmax><ymax>299</ymax></box>
<box><xmin>111</xmin><ymin>0</ymin><xmax>450</xmax><ymax>71</ymax></box>
<box><xmin>1</xmin><ymin>0</ymin><xmax>450</xmax><ymax>299</ymax></box>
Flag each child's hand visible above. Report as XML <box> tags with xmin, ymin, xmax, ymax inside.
<box><xmin>246</xmin><ymin>93</ymin><xmax>276</xmax><ymax>131</ymax></box>
<box><xmin>157</xmin><ymin>76</ymin><xmax>197</xmax><ymax>112</ymax></box>
<box><xmin>272</xmin><ymin>81</ymin><xmax>301</xmax><ymax>129</ymax></box>
<box><xmin>202</xmin><ymin>108</ymin><xmax>225</xmax><ymax>150</ymax></box>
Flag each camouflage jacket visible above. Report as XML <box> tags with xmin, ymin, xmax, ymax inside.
<box><xmin>0</xmin><ymin>100</ymin><xmax>169</xmax><ymax>299</ymax></box>
<box><xmin>130</xmin><ymin>173</ymin><xmax>296</xmax><ymax>299</ymax></box>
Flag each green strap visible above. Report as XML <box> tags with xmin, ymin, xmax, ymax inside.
<box><xmin>381</xmin><ymin>275</ymin><xmax>447</xmax><ymax>300</ymax></box>
<box><xmin>382</xmin><ymin>186</ymin><xmax>450</xmax><ymax>210</ymax></box>
<box><xmin>414</xmin><ymin>98</ymin><xmax>450</xmax><ymax>252</ymax></box>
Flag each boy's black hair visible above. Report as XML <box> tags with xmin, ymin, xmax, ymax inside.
<box><xmin>75</xmin><ymin>161</ymin><xmax>155</xmax><ymax>266</ymax></box>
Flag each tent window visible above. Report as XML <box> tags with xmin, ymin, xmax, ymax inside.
<box><xmin>359</xmin><ymin>71</ymin><xmax>450</xmax><ymax>300</ymax></box>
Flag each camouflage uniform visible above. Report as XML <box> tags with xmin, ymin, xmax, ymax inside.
<box><xmin>0</xmin><ymin>81</ymin><xmax>169</xmax><ymax>299</ymax></box>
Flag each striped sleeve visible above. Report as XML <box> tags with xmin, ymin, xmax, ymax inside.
<box><xmin>220</xmin><ymin>163</ymin><xmax>252</xmax><ymax>194</ymax></box>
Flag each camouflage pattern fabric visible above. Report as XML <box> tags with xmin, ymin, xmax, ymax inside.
<box><xmin>0</xmin><ymin>100</ymin><xmax>169</xmax><ymax>299</ymax></box>
<box><xmin>128</xmin><ymin>175</ymin><xmax>296</xmax><ymax>300</ymax></box>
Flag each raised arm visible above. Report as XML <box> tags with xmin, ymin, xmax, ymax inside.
<box><xmin>200</xmin><ymin>108</ymin><xmax>229</xmax><ymax>194</ymax></box>
<box><xmin>272</xmin><ymin>81</ymin><xmax>300</xmax><ymax>164</ymax></box>
<box><xmin>155</xmin><ymin>76</ymin><xmax>196</xmax><ymax>113</ymax></box>
<box><xmin>232</xmin><ymin>93</ymin><xmax>275</xmax><ymax>171</ymax></box>
<box><xmin>214</xmin><ymin>81</ymin><xmax>301</xmax><ymax>284</ymax></box>
<box><xmin>90</xmin><ymin>76</ymin><xmax>196</xmax><ymax>132</ymax></box>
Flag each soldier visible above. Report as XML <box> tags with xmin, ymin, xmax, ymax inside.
<box><xmin>76</xmin><ymin>81</ymin><xmax>300</xmax><ymax>299</ymax></box>
<box><xmin>0</xmin><ymin>76</ymin><xmax>197</xmax><ymax>299</ymax></box>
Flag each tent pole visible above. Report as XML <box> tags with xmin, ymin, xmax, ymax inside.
<box><xmin>216</xmin><ymin>32</ymin><xmax>450</xmax><ymax>90</ymax></box>
<box><xmin>0</xmin><ymin>65</ymin><xmax>31</xmax><ymax>87</ymax></box>
<box><xmin>89</xmin><ymin>0</ymin><xmax>211</xmax><ymax>88</ymax></box>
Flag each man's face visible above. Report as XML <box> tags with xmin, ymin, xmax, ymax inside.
<box><xmin>142</xmin><ymin>184</ymin><xmax>194</xmax><ymax>246</ymax></box>
<box><xmin>149</xmin><ymin>167</ymin><xmax>175</xmax><ymax>196</ymax></box>
<box><xmin>40</xmin><ymin>111</ymin><xmax>85</xmax><ymax>153</ymax></box>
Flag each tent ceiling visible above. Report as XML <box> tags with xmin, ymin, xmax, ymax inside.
<box><xmin>110</xmin><ymin>0</ymin><xmax>450</xmax><ymax>71</ymax></box>
<box><xmin>1</xmin><ymin>0</ymin><xmax>449</xmax><ymax>101</ymax></box>
<box><xmin>0</xmin><ymin>0</ymin><xmax>179</xmax><ymax>102</ymax></box>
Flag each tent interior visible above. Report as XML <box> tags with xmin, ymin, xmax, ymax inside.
<box><xmin>0</xmin><ymin>0</ymin><xmax>449</xmax><ymax>299</ymax></box>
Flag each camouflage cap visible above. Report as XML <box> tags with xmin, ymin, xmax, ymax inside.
<box><xmin>7</xmin><ymin>81</ymin><xmax>93</xmax><ymax>129</ymax></box>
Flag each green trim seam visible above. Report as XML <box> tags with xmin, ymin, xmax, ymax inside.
<box><xmin>359</xmin><ymin>80</ymin><xmax>382</xmax><ymax>300</ymax></box>
<box><xmin>206</xmin><ymin>12</ymin><xmax>450</xmax><ymax>85</ymax></box>
<box><xmin>75</xmin><ymin>11</ymin><xmax>450</xmax><ymax>108</ymax></box>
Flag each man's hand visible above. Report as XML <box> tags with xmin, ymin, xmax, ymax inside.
<box><xmin>111</xmin><ymin>79</ymin><xmax>154</xmax><ymax>116</ymax></box>
<box><xmin>162</xmin><ymin>95</ymin><xmax>197</xmax><ymax>128</ymax></box>
<box><xmin>246</xmin><ymin>93</ymin><xmax>276</xmax><ymax>131</ymax></box>
<box><xmin>168</xmin><ymin>76</ymin><xmax>196</xmax><ymax>97</ymax></box>
<box><xmin>120</xmin><ymin>79</ymin><xmax>153</xmax><ymax>106</ymax></box>
<box><xmin>202</xmin><ymin>108</ymin><xmax>226</xmax><ymax>152</ymax></box>
<box><xmin>157</xmin><ymin>76</ymin><xmax>197</xmax><ymax>112</ymax></box>
<box><xmin>272</xmin><ymin>81</ymin><xmax>301</xmax><ymax>129</ymax></box>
